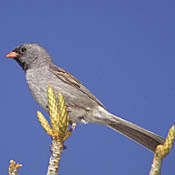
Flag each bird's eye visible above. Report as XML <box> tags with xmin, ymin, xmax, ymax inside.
<box><xmin>20</xmin><ymin>47</ymin><xmax>27</xmax><ymax>53</ymax></box>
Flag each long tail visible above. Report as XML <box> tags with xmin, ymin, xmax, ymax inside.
<box><xmin>106</xmin><ymin>114</ymin><xmax>165</xmax><ymax>152</ymax></box>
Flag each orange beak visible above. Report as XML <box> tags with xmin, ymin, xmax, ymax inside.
<box><xmin>5</xmin><ymin>51</ymin><xmax>19</xmax><ymax>58</ymax></box>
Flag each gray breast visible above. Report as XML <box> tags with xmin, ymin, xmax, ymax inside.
<box><xmin>25</xmin><ymin>66</ymin><xmax>99</xmax><ymax>113</ymax></box>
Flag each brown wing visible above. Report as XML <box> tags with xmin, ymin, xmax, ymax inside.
<box><xmin>49</xmin><ymin>64</ymin><xmax>105</xmax><ymax>109</ymax></box>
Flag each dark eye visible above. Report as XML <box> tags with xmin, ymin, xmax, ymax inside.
<box><xmin>20</xmin><ymin>47</ymin><xmax>27</xmax><ymax>53</ymax></box>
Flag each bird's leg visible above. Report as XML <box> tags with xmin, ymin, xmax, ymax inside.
<box><xmin>63</xmin><ymin>122</ymin><xmax>76</xmax><ymax>141</ymax></box>
<box><xmin>70</xmin><ymin>122</ymin><xmax>77</xmax><ymax>132</ymax></box>
<box><xmin>62</xmin><ymin>122</ymin><xmax>77</xmax><ymax>149</ymax></box>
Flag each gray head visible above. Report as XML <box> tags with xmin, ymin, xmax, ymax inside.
<box><xmin>5</xmin><ymin>43</ymin><xmax>54</xmax><ymax>71</ymax></box>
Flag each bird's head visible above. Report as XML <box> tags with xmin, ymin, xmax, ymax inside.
<box><xmin>5</xmin><ymin>43</ymin><xmax>53</xmax><ymax>71</ymax></box>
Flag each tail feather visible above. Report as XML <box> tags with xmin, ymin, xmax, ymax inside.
<box><xmin>93</xmin><ymin>106</ymin><xmax>165</xmax><ymax>152</ymax></box>
<box><xmin>107</xmin><ymin>115</ymin><xmax>165</xmax><ymax>152</ymax></box>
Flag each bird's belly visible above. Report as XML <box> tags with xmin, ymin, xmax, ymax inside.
<box><xmin>26</xmin><ymin>66</ymin><xmax>108</xmax><ymax>124</ymax></box>
<box><xmin>27</xmin><ymin>79</ymin><xmax>49</xmax><ymax>111</ymax></box>
<box><xmin>26</xmin><ymin>69</ymin><xmax>94</xmax><ymax>123</ymax></box>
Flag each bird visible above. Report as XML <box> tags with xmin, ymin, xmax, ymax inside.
<box><xmin>5</xmin><ymin>43</ymin><xmax>165</xmax><ymax>152</ymax></box>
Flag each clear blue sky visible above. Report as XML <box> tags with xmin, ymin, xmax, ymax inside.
<box><xmin>0</xmin><ymin>0</ymin><xmax>174</xmax><ymax>174</ymax></box>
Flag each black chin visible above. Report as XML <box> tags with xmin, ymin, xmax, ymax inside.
<box><xmin>14</xmin><ymin>57</ymin><xmax>28</xmax><ymax>71</ymax></box>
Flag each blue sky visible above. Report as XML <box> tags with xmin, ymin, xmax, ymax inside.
<box><xmin>0</xmin><ymin>0</ymin><xmax>175</xmax><ymax>174</ymax></box>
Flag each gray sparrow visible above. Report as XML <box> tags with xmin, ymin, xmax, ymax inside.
<box><xmin>5</xmin><ymin>43</ymin><xmax>165</xmax><ymax>152</ymax></box>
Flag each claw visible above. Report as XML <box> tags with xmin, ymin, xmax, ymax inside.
<box><xmin>63</xmin><ymin>122</ymin><xmax>76</xmax><ymax>141</ymax></box>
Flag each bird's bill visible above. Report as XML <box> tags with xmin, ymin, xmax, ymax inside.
<box><xmin>5</xmin><ymin>51</ymin><xmax>19</xmax><ymax>58</ymax></box>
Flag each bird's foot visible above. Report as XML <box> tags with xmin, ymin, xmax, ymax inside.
<box><xmin>63</xmin><ymin>122</ymin><xmax>76</xmax><ymax>142</ymax></box>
